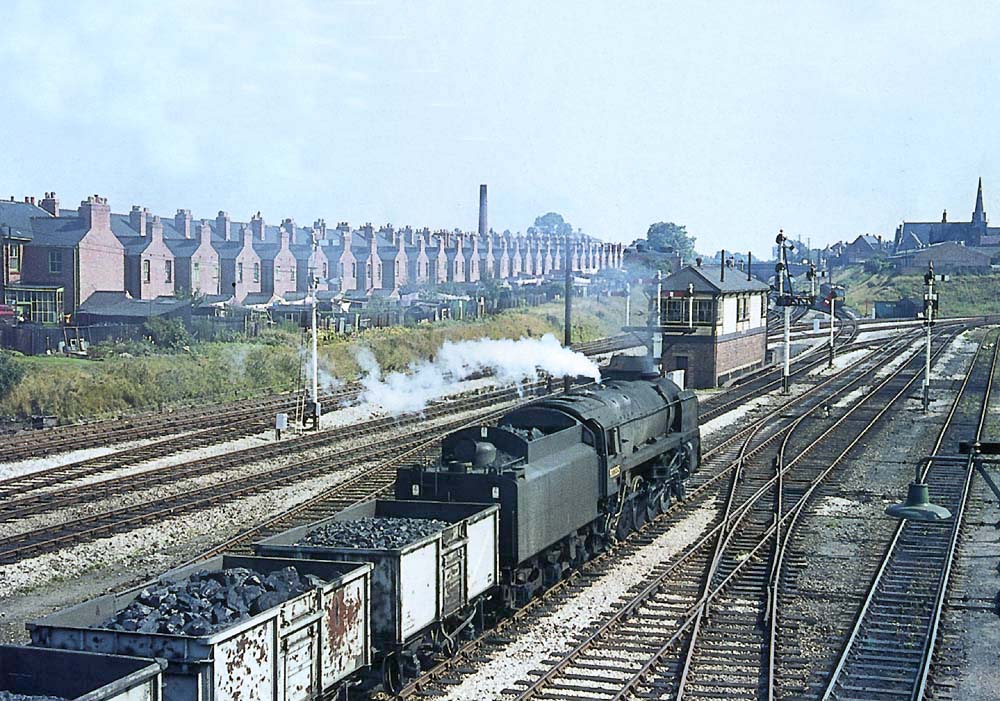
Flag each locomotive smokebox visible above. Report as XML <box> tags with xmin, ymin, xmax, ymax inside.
<box><xmin>602</xmin><ymin>354</ymin><xmax>660</xmax><ymax>381</ymax></box>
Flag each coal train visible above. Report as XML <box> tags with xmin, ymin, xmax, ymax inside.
<box><xmin>17</xmin><ymin>354</ymin><xmax>700</xmax><ymax>700</ymax></box>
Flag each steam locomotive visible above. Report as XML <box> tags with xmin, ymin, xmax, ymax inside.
<box><xmin>396</xmin><ymin>354</ymin><xmax>700</xmax><ymax>607</ymax></box>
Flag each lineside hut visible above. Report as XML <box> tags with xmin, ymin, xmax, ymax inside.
<box><xmin>656</xmin><ymin>263</ymin><xmax>769</xmax><ymax>388</ymax></box>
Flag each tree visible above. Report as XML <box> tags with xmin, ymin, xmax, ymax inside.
<box><xmin>646</xmin><ymin>222</ymin><xmax>696</xmax><ymax>261</ymax></box>
<box><xmin>532</xmin><ymin>212</ymin><xmax>573</xmax><ymax>237</ymax></box>
<box><xmin>0</xmin><ymin>352</ymin><xmax>24</xmax><ymax>402</ymax></box>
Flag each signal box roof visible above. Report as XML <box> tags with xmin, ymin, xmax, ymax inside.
<box><xmin>663</xmin><ymin>264</ymin><xmax>770</xmax><ymax>294</ymax></box>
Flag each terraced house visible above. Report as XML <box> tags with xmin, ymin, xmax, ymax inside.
<box><xmin>0</xmin><ymin>189</ymin><xmax>624</xmax><ymax>324</ymax></box>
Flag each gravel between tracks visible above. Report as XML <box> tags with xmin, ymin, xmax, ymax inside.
<box><xmin>433</xmin><ymin>502</ymin><xmax>718</xmax><ymax>701</ymax></box>
<box><xmin>0</xmin><ymin>434</ymin><xmax>190</xmax><ymax>481</ymax></box>
<box><xmin>0</xmin><ymin>400</ymin><xmax>516</xmax><ymax>543</ymax></box>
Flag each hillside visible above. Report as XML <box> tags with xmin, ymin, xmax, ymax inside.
<box><xmin>837</xmin><ymin>265</ymin><xmax>1000</xmax><ymax>317</ymax></box>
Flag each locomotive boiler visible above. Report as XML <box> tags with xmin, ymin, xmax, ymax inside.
<box><xmin>395</xmin><ymin>355</ymin><xmax>700</xmax><ymax>607</ymax></box>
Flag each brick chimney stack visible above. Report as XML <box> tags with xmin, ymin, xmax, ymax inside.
<box><xmin>313</xmin><ymin>218</ymin><xmax>327</xmax><ymax>240</ymax></box>
<box><xmin>175</xmin><ymin>209</ymin><xmax>192</xmax><ymax>239</ymax></box>
<box><xmin>281</xmin><ymin>218</ymin><xmax>296</xmax><ymax>245</ymax></box>
<box><xmin>478</xmin><ymin>184</ymin><xmax>488</xmax><ymax>237</ymax></box>
<box><xmin>198</xmin><ymin>219</ymin><xmax>211</xmax><ymax>242</ymax></box>
<box><xmin>147</xmin><ymin>215</ymin><xmax>164</xmax><ymax>241</ymax></box>
<box><xmin>130</xmin><ymin>205</ymin><xmax>148</xmax><ymax>236</ymax></box>
<box><xmin>251</xmin><ymin>212</ymin><xmax>265</xmax><ymax>241</ymax></box>
<box><xmin>78</xmin><ymin>195</ymin><xmax>111</xmax><ymax>231</ymax></box>
<box><xmin>40</xmin><ymin>192</ymin><xmax>59</xmax><ymax>216</ymax></box>
<box><xmin>216</xmin><ymin>211</ymin><xmax>231</xmax><ymax>241</ymax></box>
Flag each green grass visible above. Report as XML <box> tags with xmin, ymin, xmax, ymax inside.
<box><xmin>840</xmin><ymin>265</ymin><xmax>1000</xmax><ymax>317</ymax></box>
<box><xmin>0</xmin><ymin>296</ymin><xmax>631</xmax><ymax>422</ymax></box>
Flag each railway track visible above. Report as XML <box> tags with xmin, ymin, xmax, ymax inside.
<box><xmin>490</xmin><ymin>325</ymin><xmax>974</xmax><ymax>701</ymax></box>
<box><xmin>819</xmin><ymin>330</ymin><xmax>998</xmax><ymax>700</ymax></box>
<box><xmin>0</xmin><ymin>382</ymin><xmax>548</xmax><ymax>565</ymax></box>
<box><xmin>0</xmin><ymin>381</ymin><xmax>549</xmax><ymax>516</ymax></box>
<box><xmin>396</xmin><ymin>325</ymin><xmax>972</xmax><ymax>701</ymax></box>
<box><xmin>0</xmin><ymin>386</ymin><xmax>353</xmax><ymax>464</ymax></box>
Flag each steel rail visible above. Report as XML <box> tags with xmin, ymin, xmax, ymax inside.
<box><xmin>820</xmin><ymin>329</ymin><xmax>997</xmax><ymax>701</ymax></box>
<box><xmin>605</xmin><ymin>325</ymin><xmax>965</xmax><ymax>701</ymax></box>
<box><xmin>513</xmin><ymin>326</ymin><xmax>962</xmax><ymax>701</ymax></box>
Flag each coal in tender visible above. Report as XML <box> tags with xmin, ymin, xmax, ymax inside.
<box><xmin>299</xmin><ymin>516</ymin><xmax>449</xmax><ymax>550</ymax></box>
<box><xmin>0</xmin><ymin>694</ymin><xmax>68</xmax><ymax>701</ymax></box>
<box><xmin>100</xmin><ymin>566</ymin><xmax>322</xmax><ymax>636</ymax></box>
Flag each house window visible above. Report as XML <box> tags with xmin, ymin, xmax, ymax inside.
<box><xmin>8</xmin><ymin>244</ymin><xmax>20</xmax><ymax>273</ymax></box>
<box><xmin>165</xmin><ymin>260</ymin><xmax>173</xmax><ymax>283</ymax></box>
<box><xmin>4</xmin><ymin>285</ymin><xmax>63</xmax><ymax>325</ymax></box>
<box><xmin>142</xmin><ymin>259</ymin><xmax>151</xmax><ymax>283</ymax></box>
<box><xmin>395</xmin><ymin>261</ymin><xmax>399</xmax><ymax>277</ymax></box>
<box><xmin>694</xmin><ymin>299</ymin><xmax>715</xmax><ymax>324</ymax></box>
<box><xmin>737</xmin><ymin>296</ymin><xmax>750</xmax><ymax>321</ymax></box>
<box><xmin>352</xmin><ymin>262</ymin><xmax>357</xmax><ymax>278</ymax></box>
<box><xmin>290</xmin><ymin>267</ymin><xmax>296</xmax><ymax>283</ymax></box>
<box><xmin>253</xmin><ymin>262</ymin><xmax>260</xmax><ymax>283</ymax></box>
<box><xmin>193</xmin><ymin>261</ymin><xmax>201</xmax><ymax>285</ymax></box>
<box><xmin>238</xmin><ymin>262</ymin><xmax>244</xmax><ymax>283</ymax></box>
<box><xmin>48</xmin><ymin>250</ymin><xmax>63</xmax><ymax>274</ymax></box>
<box><xmin>664</xmin><ymin>299</ymin><xmax>685</xmax><ymax>323</ymax></box>
<box><xmin>323</xmin><ymin>262</ymin><xmax>328</xmax><ymax>278</ymax></box>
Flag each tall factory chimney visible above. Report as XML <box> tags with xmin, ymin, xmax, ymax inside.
<box><xmin>478</xmin><ymin>184</ymin><xmax>488</xmax><ymax>237</ymax></box>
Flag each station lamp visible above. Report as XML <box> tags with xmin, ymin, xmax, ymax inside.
<box><xmin>885</xmin><ymin>458</ymin><xmax>952</xmax><ymax>521</ymax></box>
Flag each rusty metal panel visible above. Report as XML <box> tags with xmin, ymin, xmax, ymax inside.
<box><xmin>466</xmin><ymin>508</ymin><xmax>499</xmax><ymax>598</ymax></box>
<box><xmin>281</xmin><ymin>624</ymin><xmax>317</xmax><ymax>701</ymax></box>
<box><xmin>321</xmin><ymin>571</ymin><xmax>369</xmax><ymax>689</ymax></box>
<box><xmin>212</xmin><ymin>619</ymin><xmax>275</xmax><ymax>701</ymax></box>
<box><xmin>441</xmin><ymin>543</ymin><xmax>467</xmax><ymax>617</ymax></box>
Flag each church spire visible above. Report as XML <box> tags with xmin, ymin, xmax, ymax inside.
<box><xmin>973</xmin><ymin>177</ymin><xmax>986</xmax><ymax>226</ymax></box>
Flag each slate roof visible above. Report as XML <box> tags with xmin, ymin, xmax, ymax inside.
<box><xmin>663</xmin><ymin>265</ymin><xmax>770</xmax><ymax>294</ymax></box>
<box><xmin>78</xmin><ymin>292</ymin><xmax>188</xmax><ymax>319</ymax></box>
<box><xmin>0</xmin><ymin>200</ymin><xmax>50</xmax><ymax>240</ymax></box>
<box><xmin>27</xmin><ymin>216</ymin><xmax>90</xmax><ymax>247</ymax></box>
<box><xmin>164</xmin><ymin>238</ymin><xmax>198</xmax><ymax>257</ymax></box>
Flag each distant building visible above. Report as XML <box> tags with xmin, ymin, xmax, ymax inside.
<box><xmin>894</xmin><ymin>178</ymin><xmax>1000</xmax><ymax>252</ymax></box>
<box><xmin>889</xmin><ymin>241</ymin><xmax>992</xmax><ymax>275</ymax></box>
<box><xmin>655</xmin><ymin>263</ymin><xmax>770</xmax><ymax>388</ymax></box>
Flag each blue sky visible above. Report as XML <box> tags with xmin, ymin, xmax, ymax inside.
<box><xmin>1</xmin><ymin>1</ymin><xmax>997</xmax><ymax>256</ymax></box>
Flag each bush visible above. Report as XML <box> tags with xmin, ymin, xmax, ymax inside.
<box><xmin>143</xmin><ymin>317</ymin><xmax>192</xmax><ymax>349</ymax></box>
<box><xmin>0</xmin><ymin>352</ymin><xmax>25</xmax><ymax>401</ymax></box>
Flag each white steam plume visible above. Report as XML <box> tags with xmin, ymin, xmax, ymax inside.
<box><xmin>355</xmin><ymin>333</ymin><xmax>601</xmax><ymax>415</ymax></box>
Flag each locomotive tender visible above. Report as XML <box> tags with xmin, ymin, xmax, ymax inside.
<box><xmin>396</xmin><ymin>354</ymin><xmax>700</xmax><ymax>607</ymax></box>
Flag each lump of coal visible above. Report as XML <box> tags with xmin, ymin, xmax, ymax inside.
<box><xmin>0</xmin><ymin>693</ymin><xmax>69</xmax><ymax>701</ymax></box>
<box><xmin>299</xmin><ymin>516</ymin><xmax>449</xmax><ymax>550</ymax></box>
<box><xmin>100</xmin><ymin>566</ymin><xmax>312</xmax><ymax>636</ymax></box>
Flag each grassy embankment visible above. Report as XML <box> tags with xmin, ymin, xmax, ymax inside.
<box><xmin>0</xmin><ymin>295</ymin><xmax>628</xmax><ymax>422</ymax></box>
<box><xmin>838</xmin><ymin>265</ymin><xmax>1000</xmax><ymax>317</ymax></box>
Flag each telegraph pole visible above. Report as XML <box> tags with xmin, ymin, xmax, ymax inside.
<box><xmin>308</xmin><ymin>232</ymin><xmax>321</xmax><ymax>428</ymax></box>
